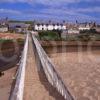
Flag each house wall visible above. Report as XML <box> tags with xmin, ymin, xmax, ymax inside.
<box><xmin>96</xmin><ymin>28</ymin><xmax>100</xmax><ymax>33</ymax></box>
<box><xmin>58</xmin><ymin>25</ymin><xmax>62</xmax><ymax>30</ymax></box>
<box><xmin>43</xmin><ymin>25</ymin><xmax>48</xmax><ymax>30</ymax></box>
<box><xmin>54</xmin><ymin>25</ymin><xmax>58</xmax><ymax>30</ymax></box>
<box><xmin>15</xmin><ymin>28</ymin><xmax>22</xmax><ymax>33</ymax></box>
<box><xmin>34</xmin><ymin>25</ymin><xmax>39</xmax><ymax>30</ymax></box>
<box><xmin>48</xmin><ymin>25</ymin><xmax>54</xmax><ymax>30</ymax></box>
<box><xmin>15</xmin><ymin>28</ymin><xmax>27</xmax><ymax>33</ymax></box>
<box><xmin>62</xmin><ymin>25</ymin><xmax>66</xmax><ymax>30</ymax></box>
<box><xmin>34</xmin><ymin>24</ymin><xmax>67</xmax><ymax>31</ymax></box>
<box><xmin>79</xmin><ymin>27</ymin><xmax>91</xmax><ymax>30</ymax></box>
<box><xmin>0</xmin><ymin>27</ymin><xmax>8</xmax><ymax>32</ymax></box>
<box><xmin>68</xmin><ymin>29</ymin><xmax>79</xmax><ymax>34</ymax></box>
<box><xmin>61</xmin><ymin>31</ymin><xmax>68</xmax><ymax>38</ymax></box>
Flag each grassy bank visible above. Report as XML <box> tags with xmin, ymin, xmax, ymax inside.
<box><xmin>38</xmin><ymin>30</ymin><xmax>61</xmax><ymax>40</ymax></box>
<box><xmin>0</xmin><ymin>38</ymin><xmax>24</xmax><ymax>53</ymax></box>
<box><xmin>0</xmin><ymin>38</ymin><xmax>24</xmax><ymax>45</ymax></box>
<box><xmin>38</xmin><ymin>30</ymin><xmax>100</xmax><ymax>41</ymax></box>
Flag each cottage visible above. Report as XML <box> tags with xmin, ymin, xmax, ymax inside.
<box><xmin>0</xmin><ymin>18</ymin><xmax>8</xmax><ymax>26</ymax></box>
<box><xmin>95</xmin><ymin>25</ymin><xmax>100</xmax><ymax>33</ymax></box>
<box><xmin>78</xmin><ymin>22</ymin><xmax>95</xmax><ymax>31</ymax></box>
<box><xmin>0</xmin><ymin>25</ymin><xmax>8</xmax><ymax>32</ymax></box>
<box><xmin>68</xmin><ymin>28</ymin><xmax>79</xmax><ymax>34</ymax></box>
<box><xmin>0</xmin><ymin>18</ymin><xmax>8</xmax><ymax>32</ymax></box>
<box><xmin>65</xmin><ymin>23</ymin><xmax>80</xmax><ymax>34</ymax></box>
<box><xmin>9</xmin><ymin>23</ymin><xmax>29</xmax><ymax>33</ymax></box>
<box><xmin>61</xmin><ymin>30</ymin><xmax>68</xmax><ymax>38</ymax></box>
<box><xmin>34</xmin><ymin>21</ymin><xmax>66</xmax><ymax>31</ymax></box>
<box><xmin>79</xmin><ymin>24</ymin><xmax>90</xmax><ymax>30</ymax></box>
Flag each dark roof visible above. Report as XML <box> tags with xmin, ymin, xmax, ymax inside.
<box><xmin>9</xmin><ymin>22</ymin><xmax>28</xmax><ymax>28</ymax></box>
<box><xmin>0</xmin><ymin>18</ymin><xmax>8</xmax><ymax>25</ymax></box>
<box><xmin>34</xmin><ymin>20</ymin><xmax>66</xmax><ymax>25</ymax></box>
<box><xmin>0</xmin><ymin>25</ymin><xmax>8</xmax><ymax>28</ymax></box>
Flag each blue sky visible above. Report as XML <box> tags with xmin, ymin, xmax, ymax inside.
<box><xmin>0</xmin><ymin>0</ymin><xmax>100</xmax><ymax>22</ymax></box>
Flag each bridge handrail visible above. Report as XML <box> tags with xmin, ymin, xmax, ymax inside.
<box><xmin>9</xmin><ymin>33</ymin><xmax>29</xmax><ymax>100</ymax></box>
<box><xmin>32</xmin><ymin>33</ymin><xmax>74</xmax><ymax>100</ymax></box>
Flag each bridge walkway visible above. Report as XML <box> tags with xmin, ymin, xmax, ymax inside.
<box><xmin>23</xmin><ymin>34</ymin><xmax>64</xmax><ymax>100</ymax></box>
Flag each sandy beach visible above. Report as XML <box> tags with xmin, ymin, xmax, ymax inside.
<box><xmin>0</xmin><ymin>66</ymin><xmax>17</xmax><ymax>100</ymax></box>
<box><xmin>49</xmin><ymin>49</ymin><xmax>100</xmax><ymax>100</ymax></box>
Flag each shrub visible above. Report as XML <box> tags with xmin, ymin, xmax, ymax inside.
<box><xmin>38</xmin><ymin>30</ymin><xmax>60</xmax><ymax>40</ymax></box>
<box><xmin>0</xmin><ymin>39</ymin><xmax>13</xmax><ymax>43</ymax></box>
<box><xmin>77</xmin><ymin>34</ymin><xmax>91</xmax><ymax>41</ymax></box>
<box><xmin>80</xmin><ymin>29</ymin><xmax>97</xmax><ymax>34</ymax></box>
<box><xmin>17</xmin><ymin>38</ymin><xmax>24</xmax><ymax>44</ymax></box>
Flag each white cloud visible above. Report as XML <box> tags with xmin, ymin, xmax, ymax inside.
<box><xmin>25</xmin><ymin>7</ymin><xmax>99</xmax><ymax>22</ymax></box>
<box><xmin>0</xmin><ymin>0</ymin><xmax>99</xmax><ymax>22</ymax></box>
<box><xmin>40</xmin><ymin>8</ymin><xmax>95</xmax><ymax>19</ymax></box>
<box><xmin>0</xmin><ymin>7</ymin><xmax>99</xmax><ymax>22</ymax></box>
<box><xmin>0</xmin><ymin>0</ymin><xmax>99</xmax><ymax>5</ymax></box>
<box><xmin>0</xmin><ymin>8</ymin><xmax>22</xmax><ymax>14</ymax></box>
<box><xmin>76</xmin><ymin>7</ymin><xmax>100</xmax><ymax>13</ymax></box>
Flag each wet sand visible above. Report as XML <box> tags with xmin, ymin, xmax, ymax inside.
<box><xmin>0</xmin><ymin>33</ymin><xmax>24</xmax><ymax>100</ymax></box>
<box><xmin>45</xmin><ymin>46</ymin><xmax>100</xmax><ymax>100</ymax></box>
<box><xmin>47</xmin><ymin>49</ymin><xmax>100</xmax><ymax>100</ymax></box>
<box><xmin>0</xmin><ymin>40</ymin><xmax>24</xmax><ymax>71</ymax></box>
<box><xmin>0</xmin><ymin>66</ymin><xmax>17</xmax><ymax>100</ymax></box>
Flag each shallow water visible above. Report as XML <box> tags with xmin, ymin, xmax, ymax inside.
<box><xmin>0</xmin><ymin>42</ymin><xmax>24</xmax><ymax>71</ymax></box>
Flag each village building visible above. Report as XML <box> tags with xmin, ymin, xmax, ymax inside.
<box><xmin>61</xmin><ymin>26</ymin><xmax>79</xmax><ymax>38</ymax></box>
<box><xmin>0</xmin><ymin>18</ymin><xmax>8</xmax><ymax>25</ymax></box>
<box><xmin>0</xmin><ymin>18</ymin><xmax>9</xmax><ymax>32</ymax></box>
<box><xmin>67</xmin><ymin>24</ymin><xmax>79</xmax><ymax>34</ymax></box>
<box><xmin>0</xmin><ymin>25</ymin><xmax>8</xmax><ymax>32</ymax></box>
<box><xmin>78</xmin><ymin>22</ymin><xmax>95</xmax><ymax>31</ymax></box>
<box><xmin>8</xmin><ymin>22</ymin><xmax>29</xmax><ymax>33</ymax></box>
<box><xmin>34</xmin><ymin>21</ymin><xmax>67</xmax><ymax>31</ymax></box>
<box><xmin>67</xmin><ymin>28</ymin><xmax>79</xmax><ymax>34</ymax></box>
<box><xmin>95</xmin><ymin>25</ymin><xmax>100</xmax><ymax>33</ymax></box>
<box><xmin>79</xmin><ymin>24</ymin><xmax>90</xmax><ymax>30</ymax></box>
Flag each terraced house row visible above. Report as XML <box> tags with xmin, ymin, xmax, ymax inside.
<box><xmin>33</xmin><ymin>21</ymin><xmax>100</xmax><ymax>34</ymax></box>
<box><xmin>0</xmin><ymin>18</ymin><xmax>100</xmax><ymax>34</ymax></box>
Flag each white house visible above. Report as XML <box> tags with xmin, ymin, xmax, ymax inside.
<box><xmin>78</xmin><ymin>23</ymin><xmax>94</xmax><ymax>31</ymax></box>
<box><xmin>95</xmin><ymin>25</ymin><xmax>100</xmax><ymax>33</ymax></box>
<box><xmin>68</xmin><ymin>28</ymin><xmax>79</xmax><ymax>34</ymax></box>
<box><xmin>61</xmin><ymin>28</ymin><xmax>79</xmax><ymax>38</ymax></box>
<box><xmin>9</xmin><ymin>22</ymin><xmax>29</xmax><ymax>33</ymax></box>
<box><xmin>79</xmin><ymin>25</ymin><xmax>90</xmax><ymax>30</ymax></box>
<box><xmin>34</xmin><ymin>22</ymin><xmax>66</xmax><ymax>31</ymax></box>
<box><xmin>0</xmin><ymin>18</ymin><xmax>8</xmax><ymax>32</ymax></box>
<box><xmin>0</xmin><ymin>25</ymin><xmax>8</xmax><ymax>32</ymax></box>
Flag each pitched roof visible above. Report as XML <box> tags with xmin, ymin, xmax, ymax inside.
<box><xmin>34</xmin><ymin>20</ymin><xmax>66</xmax><ymax>25</ymax></box>
<box><xmin>9</xmin><ymin>22</ymin><xmax>28</xmax><ymax>28</ymax></box>
<box><xmin>0</xmin><ymin>18</ymin><xmax>8</xmax><ymax>25</ymax></box>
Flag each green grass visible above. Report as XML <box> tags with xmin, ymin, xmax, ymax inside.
<box><xmin>38</xmin><ymin>30</ymin><xmax>100</xmax><ymax>41</ymax></box>
<box><xmin>0</xmin><ymin>38</ymin><xmax>24</xmax><ymax>45</ymax></box>
<box><xmin>16</xmin><ymin>38</ymin><xmax>24</xmax><ymax>45</ymax></box>
<box><xmin>38</xmin><ymin>30</ymin><xmax>60</xmax><ymax>41</ymax></box>
<box><xmin>0</xmin><ymin>39</ymin><xmax>13</xmax><ymax>43</ymax></box>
